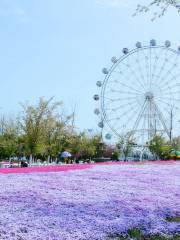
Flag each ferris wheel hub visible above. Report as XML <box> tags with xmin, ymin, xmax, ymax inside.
<box><xmin>95</xmin><ymin>40</ymin><xmax>180</xmax><ymax>145</ymax></box>
<box><xmin>145</xmin><ymin>92</ymin><xmax>154</xmax><ymax>100</ymax></box>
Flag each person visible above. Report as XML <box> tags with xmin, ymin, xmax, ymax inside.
<box><xmin>21</xmin><ymin>161</ymin><xmax>28</xmax><ymax>168</ymax></box>
<box><xmin>9</xmin><ymin>158</ymin><xmax>13</xmax><ymax>168</ymax></box>
<box><xmin>64</xmin><ymin>157</ymin><xmax>68</xmax><ymax>164</ymax></box>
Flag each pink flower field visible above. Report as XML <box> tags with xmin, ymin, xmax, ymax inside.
<box><xmin>0</xmin><ymin>162</ymin><xmax>180</xmax><ymax>239</ymax></box>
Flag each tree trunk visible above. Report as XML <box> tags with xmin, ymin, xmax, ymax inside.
<box><xmin>47</xmin><ymin>155</ymin><xmax>50</xmax><ymax>165</ymax></box>
<box><xmin>29</xmin><ymin>154</ymin><xmax>33</xmax><ymax>167</ymax></box>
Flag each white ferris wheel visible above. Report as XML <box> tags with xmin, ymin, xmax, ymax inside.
<box><xmin>94</xmin><ymin>40</ymin><xmax>180</xmax><ymax>145</ymax></box>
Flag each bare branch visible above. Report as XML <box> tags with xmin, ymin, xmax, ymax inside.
<box><xmin>134</xmin><ymin>0</ymin><xmax>180</xmax><ymax>20</ymax></box>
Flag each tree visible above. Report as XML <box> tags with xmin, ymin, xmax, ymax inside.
<box><xmin>20</xmin><ymin>97</ymin><xmax>63</xmax><ymax>162</ymax></box>
<box><xmin>20</xmin><ymin>97</ymin><xmax>83</xmax><ymax>163</ymax></box>
<box><xmin>103</xmin><ymin>144</ymin><xmax>116</xmax><ymax>158</ymax></box>
<box><xmin>74</xmin><ymin>132</ymin><xmax>101</xmax><ymax>160</ymax></box>
<box><xmin>111</xmin><ymin>150</ymin><xmax>120</xmax><ymax>160</ymax></box>
<box><xmin>0</xmin><ymin>116</ymin><xmax>20</xmax><ymax>159</ymax></box>
<box><xmin>41</xmin><ymin>108</ymin><xmax>74</xmax><ymax>161</ymax></box>
<box><xmin>117</xmin><ymin>134</ymin><xmax>136</xmax><ymax>161</ymax></box>
<box><xmin>135</xmin><ymin>0</ymin><xmax>180</xmax><ymax>20</ymax></box>
<box><xmin>148</xmin><ymin>135</ymin><xmax>171</xmax><ymax>159</ymax></box>
<box><xmin>170</xmin><ymin>136</ymin><xmax>180</xmax><ymax>150</ymax></box>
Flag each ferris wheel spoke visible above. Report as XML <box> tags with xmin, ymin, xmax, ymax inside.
<box><xmin>141</xmin><ymin>110</ymin><xmax>147</xmax><ymax>143</ymax></box>
<box><xmin>158</xmin><ymin>74</ymin><xmax>180</xmax><ymax>92</ymax></box>
<box><xmin>153</xmin><ymin>103</ymin><xmax>171</xmax><ymax>138</ymax></box>
<box><xmin>159</xmin><ymin>82</ymin><xmax>180</xmax><ymax>93</ymax></box>
<box><xmin>115</xmin><ymin>60</ymin><xmax>145</xmax><ymax>92</ymax></box>
<box><xmin>103</xmin><ymin>97</ymin><xmax>140</xmax><ymax>113</ymax></box>
<box><xmin>107</xmin><ymin>106</ymin><xmax>141</xmax><ymax>131</ymax></box>
<box><xmin>116</xmin><ymin>81</ymin><xmax>143</xmax><ymax>94</ymax></box>
<box><xmin>139</xmin><ymin>48</ymin><xmax>148</xmax><ymax>87</ymax></box>
<box><xmin>110</xmin><ymin>71</ymin><xmax>145</xmax><ymax>93</ymax></box>
<box><xmin>156</xmin><ymin>96</ymin><xmax>173</xmax><ymax>105</ymax></box>
<box><xmin>157</xmin><ymin>96</ymin><xmax>180</xmax><ymax>102</ymax></box>
<box><xmin>159</xmin><ymin>77</ymin><xmax>179</xmax><ymax>90</ymax></box>
<box><xmin>140</xmin><ymin>48</ymin><xmax>153</xmax><ymax>89</ymax></box>
<box><xmin>106</xmin><ymin>102</ymin><xmax>140</xmax><ymax>122</ymax></box>
<box><xmin>162</xmin><ymin>81</ymin><xmax>180</xmax><ymax>93</ymax></box>
<box><xmin>150</xmin><ymin>47</ymin><xmax>165</xmax><ymax>85</ymax></box>
<box><xmin>158</xmin><ymin>100</ymin><xmax>180</xmax><ymax>108</ymax></box>
<box><xmin>132</xmin><ymin>100</ymin><xmax>147</xmax><ymax>133</ymax></box>
<box><xmin>155</xmin><ymin>83</ymin><xmax>180</xmax><ymax>95</ymax></box>
<box><xmin>104</xmin><ymin>101</ymin><xmax>139</xmax><ymax>116</ymax></box>
<box><xmin>105</xmin><ymin>89</ymin><xmax>142</xmax><ymax>96</ymax></box>
<box><xmin>156</xmin><ymin>97</ymin><xmax>180</xmax><ymax>109</ymax></box>
<box><xmin>104</xmin><ymin>95</ymin><xmax>140</xmax><ymax>102</ymax></box>
<box><xmin>149</xmin><ymin>47</ymin><xmax>152</xmax><ymax>90</ymax></box>
<box><xmin>125</xmin><ymin>55</ymin><xmax>147</xmax><ymax>91</ymax></box>
<box><xmin>116</xmin><ymin>103</ymin><xmax>146</xmax><ymax>131</ymax></box>
<box><xmin>132</xmin><ymin>49</ymin><xmax>148</xmax><ymax>88</ymax></box>
<box><xmin>156</xmin><ymin>91</ymin><xmax>180</xmax><ymax>99</ymax></box>
<box><xmin>153</xmin><ymin>49</ymin><xmax>168</xmax><ymax>84</ymax></box>
<box><xmin>104</xmin><ymin>100</ymin><xmax>138</xmax><ymax>111</ymax></box>
<box><xmin>157</xmin><ymin>94</ymin><xmax>180</xmax><ymax>102</ymax></box>
<box><xmin>156</xmin><ymin>56</ymin><xmax>179</xmax><ymax>89</ymax></box>
<box><xmin>99</xmin><ymin>43</ymin><xmax>180</xmax><ymax>144</ymax></box>
<box><xmin>126</xmin><ymin>105</ymin><xmax>146</xmax><ymax>129</ymax></box>
<box><xmin>157</xmin><ymin>85</ymin><xmax>180</xmax><ymax>94</ymax></box>
<box><xmin>169</xmin><ymin>72</ymin><xmax>180</xmax><ymax>81</ymax></box>
<box><xmin>151</xmin><ymin>48</ymin><xmax>170</xmax><ymax>87</ymax></box>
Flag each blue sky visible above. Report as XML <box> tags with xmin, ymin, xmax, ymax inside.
<box><xmin>0</xmin><ymin>0</ymin><xmax>180</xmax><ymax>132</ymax></box>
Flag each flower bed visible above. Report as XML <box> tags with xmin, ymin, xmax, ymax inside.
<box><xmin>0</xmin><ymin>162</ymin><xmax>179</xmax><ymax>239</ymax></box>
<box><xmin>0</xmin><ymin>164</ymin><xmax>92</xmax><ymax>174</ymax></box>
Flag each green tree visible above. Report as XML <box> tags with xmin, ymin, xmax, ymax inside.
<box><xmin>0</xmin><ymin>134</ymin><xmax>18</xmax><ymax>159</ymax></box>
<box><xmin>111</xmin><ymin>150</ymin><xmax>120</xmax><ymax>160</ymax></box>
<box><xmin>20</xmin><ymin>97</ymin><xmax>63</xmax><ymax>162</ymax></box>
<box><xmin>148</xmin><ymin>135</ymin><xmax>171</xmax><ymax>159</ymax></box>
<box><xmin>76</xmin><ymin>132</ymin><xmax>101</xmax><ymax>160</ymax></box>
<box><xmin>117</xmin><ymin>134</ymin><xmax>136</xmax><ymax>161</ymax></box>
<box><xmin>0</xmin><ymin>116</ymin><xmax>19</xmax><ymax>159</ymax></box>
<box><xmin>171</xmin><ymin>136</ymin><xmax>180</xmax><ymax>150</ymax></box>
<box><xmin>63</xmin><ymin>132</ymin><xmax>102</xmax><ymax>161</ymax></box>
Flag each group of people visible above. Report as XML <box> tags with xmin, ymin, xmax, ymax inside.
<box><xmin>63</xmin><ymin>158</ymin><xmax>73</xmax><ymax>164</ymax></box>
<box><xmin>9</xmin><ymin>151</ymin><xmax>74</xmax><ymax>168</ymax></box>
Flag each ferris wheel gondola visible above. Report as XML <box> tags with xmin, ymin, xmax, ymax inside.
<box><xmin>94</xmin><ymin>40</ymin><xmax>180</xmax><ymax>144</ymax></box>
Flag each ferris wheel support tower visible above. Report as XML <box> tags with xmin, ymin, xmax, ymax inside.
<box><xmin>94</xmin><ymin>40</ymin><xmax>180</xmax><ymax>145</ymax></box>
<box><xmin>132</xmin><ymin>91</ymin><xmax>170</xmax><ymax>141</ymax></box>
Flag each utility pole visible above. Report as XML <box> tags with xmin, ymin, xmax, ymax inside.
<box><xmin>100</xmin><ymin>123</ymin><xmax>104</xmax><ymax>158</ymax></box>
<box><xmin>155</xmin><ymin>119</ymin><xmax>157</xmax><ymax>136</ymax></box>
<box><xmin>98</xmin><ymin>118</ymin><xmax>104</xmax><ymax>158</ymax></box>
<box><xmin>170</xmin><ymin>108</ymin><xmax>173</xmax><ymax>142</ymax></box>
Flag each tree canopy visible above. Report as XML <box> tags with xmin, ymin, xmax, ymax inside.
<box><xmin>0</xmin><ymin>97</ymin><xmax>102</xmax><ymax>162</ymax></box>
<box><xmin>117</xmin><ymin>134</ymin><xmax>136</xmax><ymax>161</ymax></box>
<box><xmin>135</xmin><ymin>0</ymin><xmax>180</xmax><ymax>20</ymax></box>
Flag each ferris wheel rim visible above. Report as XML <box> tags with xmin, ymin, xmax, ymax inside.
<box><xmin>100</xmin><ymin>44</ymin><xmax>180</xmax><ymax>139</ymax></box>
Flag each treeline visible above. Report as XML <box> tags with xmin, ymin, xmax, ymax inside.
<box><xmin>0</xmin><ymin>97</ymin><xmax>102</xmax><ymax>162</ymax></box>
<box><xmin>113</xmin><ymin>133</ymin><xmax>180</xmax><ymax>161</ymax></box>
<box><xmin>148</xmin><ymin>135</ymin><xmax>180</xmax><ymax>160</ymax></box>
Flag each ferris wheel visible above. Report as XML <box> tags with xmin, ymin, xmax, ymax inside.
<box><xmin>94</xmin><ymin>40</ymin><xmax>180</xmax><ymax>144</ymax></box>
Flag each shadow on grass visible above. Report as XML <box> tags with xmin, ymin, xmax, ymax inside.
<box><xmin>107</xmin><ymin>227</ymin><xmax>180</xmax><ymax>240</ymax></box>
<box><xmin>166</xmin><ymin>217</ymin><xmax>180</xmax><ymax>223</ymax></box>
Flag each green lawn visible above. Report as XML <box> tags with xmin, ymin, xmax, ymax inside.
<box><xmin>108</xmin><ymin>227</ymin><xmax>180</xmax><ymax>240</ymax></box>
